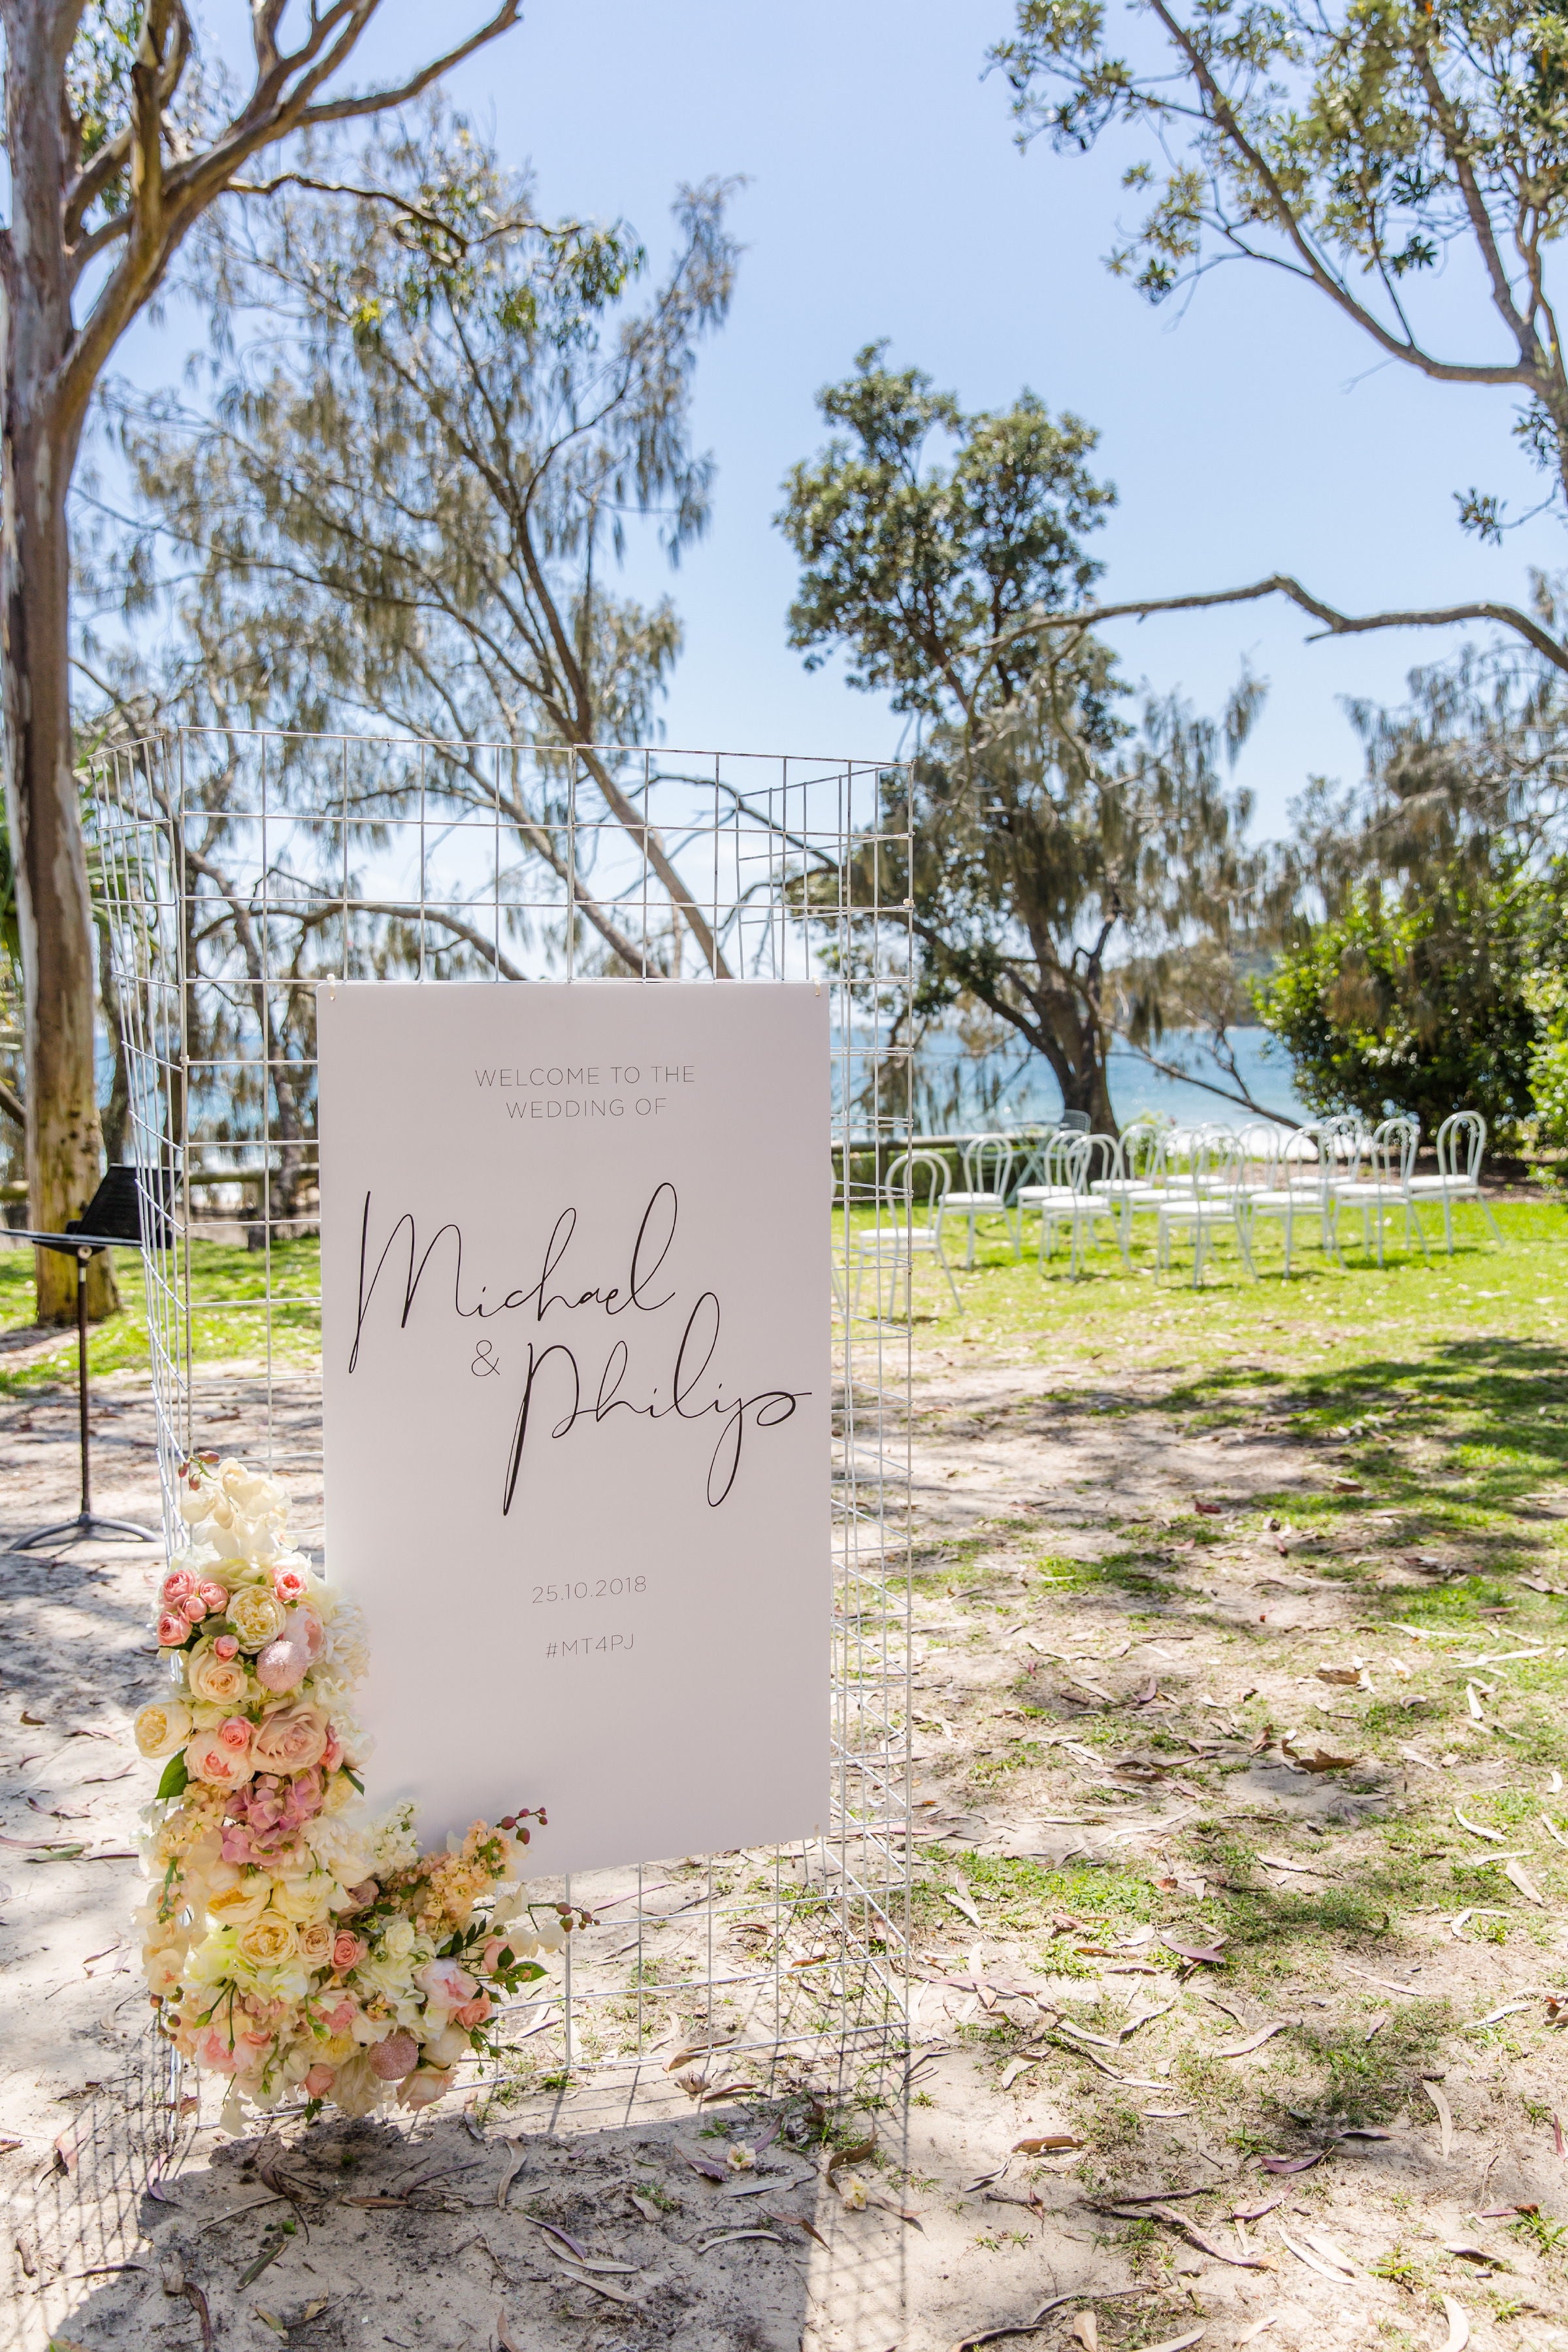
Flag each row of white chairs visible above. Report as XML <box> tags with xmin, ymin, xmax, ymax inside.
<box><xmin>847</xmin><ymin>1109</ymin><xmax>1499</xmax><ymax>1307</ymax></box>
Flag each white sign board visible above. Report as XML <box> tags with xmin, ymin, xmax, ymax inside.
<box><xmin>318</xmin><ymin>981</ymin><xmax>830</xmax><ymax>1877</ymax></box>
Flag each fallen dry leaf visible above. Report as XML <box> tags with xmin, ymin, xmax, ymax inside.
<box><xmin>1279</xmin><ymin>2228</ymin><xmax>1348</xmax><ymax>2281</ymax></box>
<box><xmin>1296</xmin><ymin>2227</ymin><xmax>1358</xmax><ymax>2276</ymax></box>
<box><xmin>1454</xmin><ymin>1805</ymin><xmax>1503</xmax><ymax>1842</ymax></box>
<box><xmin>1504</xmin><ymin>1859</ymin><xmax>1546</xmax><ymax>1906</ymax></box>
<box><xmin>1210</xmin><ymin>2019</ymin><xmax>1295</xmax><ymax>2059</ymax></box>
<box><xmin>1012</xmin><ymin>2134</ymin><xmax>1083</xmax><ymax>2154</ymax></box>
<box><xmin>1441</xmin><ymin>2295</ymin><xmax>1471</xmax><ymax>2352</ymax></box>
<box><xmin>1424</xmin><ymin>2078</ymin><xmax>1456</xmax><ymax>2158</ymax></box>
<box><xmin>1315</xmin><ymin>1667</ymin><xmax>1362</xmax><ymax>1686</ymax></box>
<box><xmin>1071</xmin><ymin>2314</ymin><xmax>1098</xmax><ymax>2352</ymax></box>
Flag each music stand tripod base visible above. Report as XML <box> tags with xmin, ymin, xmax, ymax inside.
<box><xmin>5</xmin><ymin>1217</ymin><xmax>159</xmax><ymax>1554</ymax></box>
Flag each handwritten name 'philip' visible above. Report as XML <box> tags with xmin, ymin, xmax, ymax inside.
<box><xmin>348</xmin><ymin>1184</ymin><xmax>806</xmax><ymax>1511</ymax></box>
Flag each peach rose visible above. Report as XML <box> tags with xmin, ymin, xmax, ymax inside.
<box><xmin>143</xmin><ymin>1944</ymin><xmax>186</xmax><ymax>1999</ymax></box>
<box><xmin>157</xmin><ymin>1612</ymin><xmax>189</xmax><ymax>1648</ymax></box>
<box><xmin>180</xmin><ymin>1592</ymin><xmax>207</xmax><ymax>1625</ymax></box>
<box><xmin>214</xmin><ymin>1634</ymin><xmax>240</xmax><ymax>1661</ymax></box>
<box><xmin>274</xmin><ymin>1565</ymin><xmax>311</xmax><ymax>1606</ymax></box>
<box><xmin>297</xmin><ymin>1919</ymin><xmax>335</xmax><ymax>1967</ymax></box>
<box><xmin>160</xmin><ymin>1567</ymin><xmax>196</xmax><ymax>1605</ymax></box>
<box><xmin>302</xmin><ymin>2063</ymin><xmax>336</xmax><ymax>2097</ymax></box>
<box><xmin>196</xmin><ymin>1578</ymin><xmax>229</xmax><ymax>1614</ymax></box>
<box><xmin>184</xmin><ymin>1727</ymin><xmax>255</xmax><ymax>1789</ymax></box>
<box><xmin>187</xmin><ymin>1639</ymin><xmax>250</xmax><ymax>1709</ymax></box>
<box><xmin>133</xmin><ymin>1698</ymin><xmax>193</xmax><ymax>1759</ymax></box>
<box><xmin>251</xmin><ymin>1705</ymin><xmax>329</xmax><ymax>1775</ymax></box>
<box><xmin>331</xmin><ymin>1931</ymin><xmax>365</xmax><ymax>1972</ymax></box>
<box><xmin>398</xmin><ymin>2066</ymin><xmax>453</xmax><ymax>2110</ymax></box>
<box><xmin>453</xmin><ymin>1993</ymin><xmax>491</xmax><ymax>2029</ymax></box>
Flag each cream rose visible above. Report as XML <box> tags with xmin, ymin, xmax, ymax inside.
<box><xmin>297</xmin><ymin>1919</ymin><xmax>336</xmax><ymax>1967</ymax></box>
<box><xmin>227</xmin><ymin>1586</ymin><xmax>287</xmax><ymax>1652</ymax></box>
<box><xmin>186</xmin><ymin>1639</ymin><xmax>251</xmax><ymax>1709</ymax></box>
<box><xmin>237</xmin><ymin>1913</ymin><xmax>299</xmax><ymax>1970</ymax></box>
<box><xmin>251</xmin><ymin>1704</ymin><xmax>329</xmax><ymax>1775</ymax></box>
<box><xmin>134</xmin><ymin>1698</ymin><xmax>193</xmax><ymax>1759</ymax></box>
<box><xmin>185</xmin><ymin>1728</ymin><xmax>255</xmax><ymax>1789</ymax></box>
<box><xmin>206</xmin><ymin>1876</ymin><xmax>272</xmax><ymax>1930</ymax></box>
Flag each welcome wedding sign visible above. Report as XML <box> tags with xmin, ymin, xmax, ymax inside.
<box><xmin>316</xmin><ymin>981</ymin><xmax>830</xmax><ymax>1877</ymax></box>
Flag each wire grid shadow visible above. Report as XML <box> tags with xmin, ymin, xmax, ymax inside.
<box><xmin>93</xmin><ymin>727</ymin><xmax>919</xmax><ymax>2128</ymax></box>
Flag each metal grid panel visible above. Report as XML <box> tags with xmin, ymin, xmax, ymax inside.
<box><xmin>93</xmin><ymin>727</ymin><xmax>917</xmax><ymax>2118</ymax></box>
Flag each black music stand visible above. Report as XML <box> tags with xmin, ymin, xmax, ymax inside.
<box><xmin>7</xmin><ymin>1166</ymin><xmax>165</xmax><ymax>1551</ymax></box>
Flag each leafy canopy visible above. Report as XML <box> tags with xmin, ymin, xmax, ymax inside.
<box><xmin>994</xmin><ymin>0</ymin><xmax>1568</xmax><ymax>536</ymax></box>
<box><xmin>777</xmin><ymin>348</ymin><xmax>1268</xmax><ymax>1127</ymax></box>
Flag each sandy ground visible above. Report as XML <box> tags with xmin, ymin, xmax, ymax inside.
<box><xmin>3</xmin><ymin>1328</ymin><xmax>1567</xmax><ymax>2352</ymax></box>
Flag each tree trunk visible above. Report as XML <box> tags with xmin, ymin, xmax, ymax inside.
<box><xmin>1058</xmin><ymin>1053</ymin><xmax>1118</xmax><ymax>1135</ymax></box>
<box><xmin>1</xmin><ymin>9</ymin><xmax>116</xmax><ymax>1324</ymax></box>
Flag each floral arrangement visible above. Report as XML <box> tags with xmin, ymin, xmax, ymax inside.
<box><xmin>135</xmin><ymin>1454</ymin><xmax>575</xmax><ymax>2129</ymax></box>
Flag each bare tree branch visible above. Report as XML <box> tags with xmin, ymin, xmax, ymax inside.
<box><xmin>1016</xmin><ymin>575</ymin><xmax>1568</xmax><ymax>674</ymax></box>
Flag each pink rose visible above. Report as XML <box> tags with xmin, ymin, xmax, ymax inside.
<box><xmin>274</xmin><ymin>1565</ymin><xmax>310</xmax><ymax>1605</ymax></box>
<box><xmin>453</xmin><ymin>1993</ymin><xmax>491</xmax><ymax>2029</ymax></box>
<box><xmin>255</xmin><ymin>1635</ymin><xmax>307</xmax><ymax>1695</ymax></box>
<box><xmin>180</xmin><ymin>1592</ymin><xmax>207</xmax><ymax>1625</ymax></box>
<box><xmin>321</xmin><ymin>1724</ymin><xmax>343</xmax><ymax>1772</ymax></box>
<box><xmin>156</xmin><ymin>1612</ymin><xmax>189</xmax><ymax>1646</ymax></box>
<box><xmin>303</xmin><ymin>2064</ymin><xmax>336</xmax><ymax>2097</ymax></box>
<box><xmin>196</xmin><ymin>1578</ymin><xmax>229</xmax><ymax>1613</ymax></box>
<box><xmin>197</xmin><ymin>2029</ymin><xmax>237</xmax><ymax>2072</ymax></box>
<box><xmin>216</xmin><ymin>1716</ymin><xmax>252</xmax><ymax>1753</ymax></box>
<box><xmin>159</xmin><ymin>1568</ymin><xmax>195</xmax><ymax>1606</ymax></box>
<box><xmin>325</xmin><ymin>1997</ymin><xmax>357</xmax><ymax>2031</ymax></box>
<box><xmin>368</xmin><ymin>2030</ymin><xmax>419</xmax><ymax>2082</ymax></box>
<box><xmin>291</xmin><ymin>1609</ymin><xmax>327</xmax><ymax>1663</ymax></box>
<box><xmin>214</xmin><ymin>1634</ymin><xmax>239</xmax><ymax>1660</ymax></box>
<box><xmin>185</xmin><ymin>1727</ymin><xmax>255</xmax><ymax>1789</ymax></box>
<box><xmin>414</xmin><ymin>1957</ymin><xmax>476</xmax><ymax>2010</ymax></box>
<box><xmin>331</xmin><ymin>1931</ymin><xmax>364</xmax><ymax>1972</ymax></box>
<box><xmin>250</xmin><ymin>1704</ymin><xmax>328</xmax><ymax>1774</ymax></box>
<box><xmin>480</xmin><ymin>1936</ymin><xmax>509</xmax><ymax>1973</ymax></box>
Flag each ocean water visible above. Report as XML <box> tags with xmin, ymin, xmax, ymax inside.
<box><xmin>908</xmin><ymin>1025</ymin><xmax>1309</xmax><ymax>1134</ymax></box>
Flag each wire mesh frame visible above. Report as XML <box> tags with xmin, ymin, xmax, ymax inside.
<box><xmin>92</xmin><ymin>725</ymin><xmax>919</xmax><ymax>2121</ymax></box>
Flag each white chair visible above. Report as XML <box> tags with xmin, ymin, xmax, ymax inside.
<box><xmin>1090</xmin><ymin>1120</ymin><xmax>1168</xmax><ymax>1252</ymax></box>
<box><xmin>1405</xmin><ymin>1111</ymin><xmax>1503</xmax><ymax>1253</ymax></box>
<box><xmin>939</xmin><ymin>1133</ymin><xmax>1019</xmax><ymax>1269</ymax></box>
<box><xmin>1156</xmin><ymin>1130</ymin><xmax>1256</xmax><ymax>1286</ymax></box>
<box><xmin>1244</xmin><ymin>1119</ymin><xmax>1349</xmax><ymax>1275</ymax></box>
<box><xmin>1328</xmin><ymin>1115</ymin><xmax>1428</xmax><ymax>1267</ymax></box>
<box><xmin>851</xmin><ymin>1149</ymin><xmax>962</xmax><ymax>1318</ymax></box>
<box><xmin>1026</xmin><ymin>1134</ymin><xmax>1130</xmax><ymax>1277</ymax></box>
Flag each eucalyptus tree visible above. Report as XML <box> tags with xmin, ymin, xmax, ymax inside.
<box><xmin>990</xmin><ymin>0</ymin><xmax>1568</xmax><ymax>674</ymax></box>
<box><xmin>3</xmin><ymin>1</ymin><xmax>527</xmax><ymax>1320</ymax></box>
<box><xmin>99</xmin><ymin>113</ymin><xmax>739</xmax><ymax>980</ymax></box>
<box><xmin>778</xmin><ymin>345</ymin><xmax>1270</xmax><ymax>1130</ymax></box>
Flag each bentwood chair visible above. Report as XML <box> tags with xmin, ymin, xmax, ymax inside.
<box><xmin>939</xmin><ymin>1134</ymin><xmax>1019</xmax><ymax>1269</ymax></box>
<box><xmin>1329</xmin><ymin>1115</ymin><xmax>1428</xmax><ymax>1267</ymax></box>
<box><xmin>1028</xmin><ymin>1134</ymin><xmax>1130</xmax><ymax>1277</ymax></box>
<box><xmin>851</xmin><ymin>1149</ymin><xmax>962</xmax><ymax>1318</ymax></box>
<box><xmin>1156</xmin><ymin>1130</ymin><xmax>1256</xmax><ymax>1286</ymax></box>
<box><xmin>1405</xmin><ymin>1111</ymin><xmax>1502</xmax><ymax>1252</ymax></box>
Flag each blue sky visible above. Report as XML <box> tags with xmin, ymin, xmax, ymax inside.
<box><xmin>137</xmin><ymin>1</ymin><xmax>1568</xmax><ymax>836</ymax></box>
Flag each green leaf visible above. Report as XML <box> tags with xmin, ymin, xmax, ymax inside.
<box><xmin>155</xmin><ymin>1754</ymin><xmax>189</xmax><ymax>1802</ymax></box>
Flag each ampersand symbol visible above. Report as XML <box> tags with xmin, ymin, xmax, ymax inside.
<box><xmin>470</xmin><ymin>1339</ymin><xmax>500</xmax><ymax>1377</ymax></box>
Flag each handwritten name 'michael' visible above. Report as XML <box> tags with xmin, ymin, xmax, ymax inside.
<box><xmin>347</xmin><ymin>1183</ymin><xmax>805</xmax><ymax>1512</ymax></box>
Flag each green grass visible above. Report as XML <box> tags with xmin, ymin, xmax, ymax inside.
<box><xmin>0</xmin><ymin>1233</ymin><xmax>321</xmax><ymax>1394</ymax></box>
